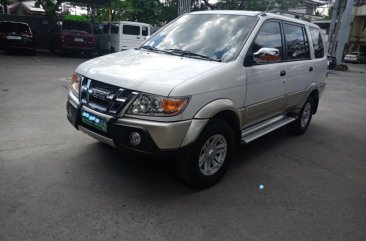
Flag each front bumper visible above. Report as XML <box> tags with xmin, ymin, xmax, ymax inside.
<box><xmin>67</xmin><ymin>91</ymin><xmax>207</xmax><ymax>155</ymax></box>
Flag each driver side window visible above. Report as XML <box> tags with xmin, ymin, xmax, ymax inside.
<box><xmin>251</xmin><ymin>21</ymin><xmax>283</xmax><ymax>64</ymax></box>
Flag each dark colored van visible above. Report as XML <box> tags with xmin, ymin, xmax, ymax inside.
<box><xmin>51</xmin><ymin>20</ymin><xmax>96</xmax><ymax>56</ymax></box>
<box><xmin>0</xmin><ymin>21</ymin><xmax>35</xmax><ymax>55</ymax></box>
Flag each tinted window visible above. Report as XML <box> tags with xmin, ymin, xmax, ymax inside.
<box><xmin>309</xmin><ymin>27</ymin><xmax>324</xmax><ymax>58</ymax></box>
<box><xmin>62</xmin><ymin>21</ymin><xmax>92</xmax><ymax>33</ymax></box>
<box><xmin>143</xmin><ymin>14</ymin><xmax>258</xmax><ymax>62</ymax></box>
<box><xmin>252</xmin><ymin>21</ymin><xmax>283</xmax><ymax>62</ymax></box>
<box><xmin>123</xmin><ymin>25</ymin><xmax>140</xmax><ymax>35</ymax></box>
<box><xmin>284</xmin><ymin>23</ymin><xmax>310</xmax><ymax>60</ymax></box>
<box><xmin>111</xmin><ymin>24</ymin><xmax>119</xmax><ymax>34</ymax></box>
<box><xmin>102</xmin><ymin>24</ymin><xmax>118</xmax><ymax>34</ymax></box>
<box><xmin>0</xmin><ymin>22</ymin><xmax>30</xmax><ymax>33</ymax></box>
<box><xmin>103</xmin><ymin>24</ymin><xmax>109</xmax><ymax>34</ymax></box>
<box><xmin>142</xmin><ymin>26</ymin><xmax>148</xmax><ymax>36</ymax></box>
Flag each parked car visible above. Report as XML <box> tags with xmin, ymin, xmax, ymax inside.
<box><xmin>327</xmin><ymin>54</ymin><xmax>336</xmax><ymax>69</ymax></box>
<box><xmin>51</xmin><ymin>20</ymin><xmax>96</xmax><ymax>56</ymax></box>
<box><xmin>344</xmin><ymin>52</ymin><xmax>366</xmax><ymax>64</ymax></box>
<box><xmin>0</xmin><ymin>21</ymin><xmax>35</xmax><ymax>55</ymax></box>
<box><xmin>66</xmin><ymin>11</ymin><xmax>327</xmax><ymax>188</ymax></box>
<box><xmin>96</xmin><ymin>21</ymin><xmax>151</xmax><ymax>53</ymax></box>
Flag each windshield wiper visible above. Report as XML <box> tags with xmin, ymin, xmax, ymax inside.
<box><xmin>139</xmin><ymin>45</ymin><xmax>167</xmax><ymax>53</ymax></box>
<box><xmin>164</xmin><ymin>49</ymin><xmax>221</xmax><ymax>62</ymax></box>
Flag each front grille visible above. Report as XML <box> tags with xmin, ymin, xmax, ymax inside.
<box><xmin>79</xmin><ymin>77</ymin><xmax>139</xmax><ymax>116</ymax></box>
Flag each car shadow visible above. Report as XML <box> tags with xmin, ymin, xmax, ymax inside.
<box><xmin>71</xmin><ymin>126</ymin><xmax>293</xmax><ymax>198</ymax></box>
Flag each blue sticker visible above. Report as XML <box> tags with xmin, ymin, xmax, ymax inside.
<box><xmin>259</xmin><ymin>184</ymin><xmax>264</xmax><ymax>190</ymax></box>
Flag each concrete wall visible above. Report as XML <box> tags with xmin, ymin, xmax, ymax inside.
<box><xmin>349</xmin><ymin>4</ymin><xmax>366</xmax><ymax>52</ymax></box>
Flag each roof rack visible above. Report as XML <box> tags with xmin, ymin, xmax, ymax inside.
<box><xmin>268</xmin><ymin>9</ymin><xmax>310</xmax><ymax>21</ymax></box>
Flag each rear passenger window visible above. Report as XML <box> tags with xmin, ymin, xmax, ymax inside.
<box><xmin>123</xmin><ymin>25</ymin><xmax>140</xmax><ymax>35</ymax></box>
<box><xmin>142</xmin><ymin>27</ymin><xmax>148</xmax><ymax>36</ymax></box>
<box><xmin>252</xmin><ymin>21</ymin><xmax>283</xmax><ymax>63</ymax></box>
<box><xmin>309</xmin><ymin>27</ymin><xmax>324</xmax><ymax>58</ymax></box>
<box><xmin>284</xmin><ymin>23</ymin><xmax>310</xmax><ymax>60</ymax></box>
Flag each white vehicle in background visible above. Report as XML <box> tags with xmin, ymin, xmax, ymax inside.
<box><xmin>97</xmin><ymin>21</ymin><xmax>151</xmax><ymax>53</ymax></box>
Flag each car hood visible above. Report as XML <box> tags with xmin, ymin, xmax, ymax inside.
<box><xmin>76</xmin><ymin>49</ymin><xmax>225</xmax><ymax>96</ymax></box>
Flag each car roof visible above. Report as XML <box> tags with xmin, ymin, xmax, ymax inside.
<box><xmin>0</xmin><ymin>21</ymin><xmax>29</xmax><ymax>26</ymax></box>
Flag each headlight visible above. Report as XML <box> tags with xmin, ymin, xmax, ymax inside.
<box><xmin>127</xmin><ymin>94</ymin><xmax>189</xmax><ymax>116</ymax></box>
<box><xmin>71</xmin><ymin>71</ymin><xmax>81</xmax><ymax>96</ymax></box>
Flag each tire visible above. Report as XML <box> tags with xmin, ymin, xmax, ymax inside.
<box><xmin>287</xmin><ymin>96</ymin><xmax>314</xmax><ymax>135</ymax></box>
<box><xmin>175</xmin><ymin>118</ymin><xmax>235</xmax><ymax>188</ymax></box>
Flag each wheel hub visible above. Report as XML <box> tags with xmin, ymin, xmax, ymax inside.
<box><xmin>199</xmin><ymin>134</ymin><xmax>228</xmax><ymax>176</ymax></box>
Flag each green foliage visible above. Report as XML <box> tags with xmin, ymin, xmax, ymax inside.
<box><xmin>96</xmin><ymin>0</ymin><xmax>176</xmax><ymax>25</ymax></box>
<box><xmin>64</xmin><ymin>14</ymin><xmax>90</xmax><ymax>21</ymax></box>
<box><xmin>215</xmin><ymin>0</ymin><xmax>304</xmax><ymax>11</ymax></box>
<box><xmin>160</xmin><ymin>0</ymin><xmax>178</xmax><ymax>23</ymax></box>
<box><xmin>126</xmin><ymin>0</ymin><xmax>162</xmax><ymax>24</ymax></box>
<box><xmin>36</xmin><ymin>0</ymin><xmax>62</xmax><ymax>16</ymax></box>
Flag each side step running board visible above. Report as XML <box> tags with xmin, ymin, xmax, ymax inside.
<box><xmin>241</xmin><ymin>115</ymin><xmax>296</xmax><ymax>144</ymax></box>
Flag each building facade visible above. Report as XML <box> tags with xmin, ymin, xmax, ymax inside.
<box><xmin>349</xmin><ymin>0</ymin><xmax>366</xmax><ymax>52</ymax></box>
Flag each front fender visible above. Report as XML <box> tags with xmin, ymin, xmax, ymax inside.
<box><xmin>194</xmin><ymin>99</ymin><xmax>241</xmax><ymax>122</ymax></box>
<box><xmin>180</xmin><ymin>99</ymin><xmax>241</xmax><ymax>147</ymax></box>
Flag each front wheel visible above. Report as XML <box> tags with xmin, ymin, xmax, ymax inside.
<box><xmin>287</xmin><ymin>96</ymin><xmax>314</xmax><ymax>135</ymax></box>
<box><xmin>175</xmin><ymin>119</ymin><xmax>235</xmax><ymax>188</ymax></box>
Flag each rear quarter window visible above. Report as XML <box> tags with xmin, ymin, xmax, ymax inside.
<box><xmin>309</xmin><ymin>27</ymin><xmax>324</xmax><ymax>58</ymax></box>
<box><xmin>142</xmin><ymin>26</ymin><xmax>149</xmax><ymax>36</ymax></box>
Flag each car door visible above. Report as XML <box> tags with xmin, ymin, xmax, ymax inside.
<box><xmin>244</xmin><ymin>21</ymin><xmax>287</xmax><ymax>126</ymax></box>
<box><xmin>120</xmin><ymin>24</ymin><xmax>141</xmax><ymax>50</ymax></box>
<box><xmin>283</xmin><ymin>23</ymin><xmax>313</xmax><ymax>109</ymax></box>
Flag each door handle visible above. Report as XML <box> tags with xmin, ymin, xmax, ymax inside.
<box><xmin>280</xmin><ymin>70</ymin><xmax>286</xmax><ymax>76</ymax></box>
<box><xmin>309</xmin><ymin>67</ymin><xmax>313</xmax><ymax>72</ymax></box>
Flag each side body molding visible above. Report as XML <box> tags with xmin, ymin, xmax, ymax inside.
<box><xmin>181</xmin><ymin>99</ymin><xmax>241</xmax><ymax>147</ymax></box>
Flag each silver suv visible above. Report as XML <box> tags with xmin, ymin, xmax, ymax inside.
<box><xmin>67</xmin><ymin>11</ymin><xmax>327</xmax><ymax>188</ymax></box>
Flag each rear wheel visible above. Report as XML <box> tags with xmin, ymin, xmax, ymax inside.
<box><xmin>287</xmin><ymin>96</ymin><xmax>314</xmax><ymax>135</ymax></box>
<box><xmin>175</xmin><ymin>119</ymin><xmax>235</xmax><ymax>188</ymax></box>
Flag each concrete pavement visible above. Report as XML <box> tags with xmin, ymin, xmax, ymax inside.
<box><xmin>0</xmin><ymin>52</ymin><xmax>365</xmax><ymax>241</ymax></box>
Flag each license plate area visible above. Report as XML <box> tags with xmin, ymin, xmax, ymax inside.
<box><xmin>81</xmin><ymin>110</ymin><xmax>107</xmax><ymax>133</ymax></box>
<box><xmin>74</xmin><ymin>38</ymin><xmax>84</xmax><ymax>42</ymax></box>
<box><xmin>7</xmin><ymin>36</ymin><xmax>21</xmax><ymax>40</ymax></box>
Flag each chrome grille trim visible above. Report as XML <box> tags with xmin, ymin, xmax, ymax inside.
<box><xmin>79</xmin><ymin>77</ymin><xmax>139</xmax><ymax>116</ymax></box>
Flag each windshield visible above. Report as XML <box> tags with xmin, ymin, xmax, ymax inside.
<box><xmin>142</xmin><ymin>14</ymin><xmax>258</xmax><ymax>62</ymax></box>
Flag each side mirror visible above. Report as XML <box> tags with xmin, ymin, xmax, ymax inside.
<box><xmin>253</xmin><ymin>47</ymin><xmax>280</xmax><ymax>64</ymax></box>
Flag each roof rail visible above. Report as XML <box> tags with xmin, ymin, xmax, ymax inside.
<box><xmin>256</xmin><ymin>12</ymin><xmax>267</xmax><ymax>17</ymax></box>
<box><xmin>268</xmin><ymin>9</ymin><xmax>310</xmax><ymax>21</ymax></box>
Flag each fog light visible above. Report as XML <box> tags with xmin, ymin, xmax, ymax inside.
<box><xmin>130</xmin><ymin>132</ymin><xmax>141</xmax><ymax>145</ymax></box>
